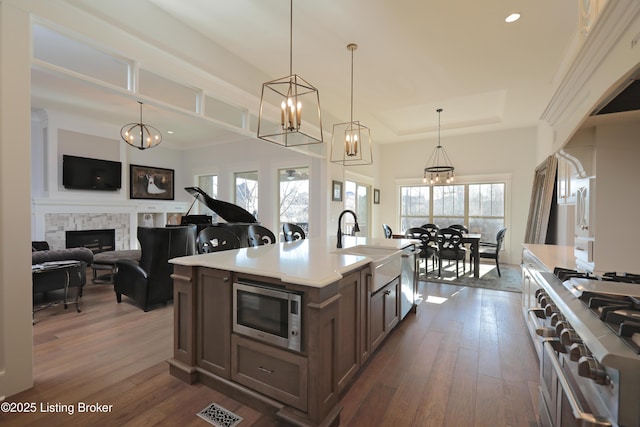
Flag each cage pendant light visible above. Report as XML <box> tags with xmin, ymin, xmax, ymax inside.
<box><xmin>120</xmin><ymin>101</ymin><xmax>162</xmax><ymax>150</ymax></box>
<box><xmin>330</xmin><ymin>43</ymin><xmax>372</xmax><ymax>166</ymax></box>
<box><xmin>423</xmin><ymin>108</ymin><xmax>454</xmax><ymax>184</ymax></box>
<box><xmin>257</xmin><ymin>0</ymin><xmax>323</xmax><ymax>147</ymax></box>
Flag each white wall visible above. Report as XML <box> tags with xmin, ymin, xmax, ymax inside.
<box><xmin>30</xmin><ymin>109</ymin><xmax>187</xmax><ymax>201</ymax></box>
<box><xmin>0</xmin><ymin>1</ymin><xmax>33</xmax><ymax>400</ymax></box>
<box><xmin>182</xmin><ymin>139</ymin><xmax>326</xmax><ymax>237</ymax></box>
<box><xmin>592</xmin><ymin>118</ymin><xmax>640</xmax><ymax>274</ymax></box>
<box><xmin>377</xmin><ymin>126</ymin><xmax>538</xmax><ymax>265</ymax></box>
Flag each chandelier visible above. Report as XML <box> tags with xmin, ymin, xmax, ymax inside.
<box><xmin>423</xmin><ymin>108</ymin><xmax>454</xmax><ymax>184</ymax></box>
<box><xmin>120</xmin><ymin>101</ymin><xmax>162</xmax><ymax>150</ymax></box>
<box><xmin>330</xmin><ymin>43</ymin><xmax>372</xmax><ymax>166</ymax></box>
<box><xmin>257</xmin><ymin>0</ymin><xmax>323</xmax><ymax>148</ymax></box>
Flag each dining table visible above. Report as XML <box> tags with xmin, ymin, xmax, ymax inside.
<box><xmin>391</xmin><ymin>231</ymin><xmax>482</xmax><ymax>278</ymax></box>
<box><xmin>462</xmin><ymin>233</ymin><xmax>481</xmax><ymax>278</ymax></box>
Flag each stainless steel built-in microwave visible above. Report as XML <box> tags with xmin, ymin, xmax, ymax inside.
<box><xmin>232</xmin><ymin>281</ymin><xmax>302</xmax><ymax>352</ymax></box>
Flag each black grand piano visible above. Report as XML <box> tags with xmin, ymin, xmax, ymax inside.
<box><xmin>180</xmin><ymin>186</ymin><xmax>258</xmax><ymax>247</ymax></box>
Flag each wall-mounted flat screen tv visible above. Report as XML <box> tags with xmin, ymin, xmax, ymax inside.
<box><xmin>62</xmin><ymin>155</ymin><xmax>122</xmax><ymax>191</ymax></box>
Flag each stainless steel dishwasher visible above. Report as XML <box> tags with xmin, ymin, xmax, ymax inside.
<box><xmin>400</xmin><ymin>245</ymin><xmax>420</xmax><ymax>319</ymax></box>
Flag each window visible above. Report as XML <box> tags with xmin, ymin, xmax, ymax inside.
<box><xmin>400</xmin><ymin>186</ymin><xmax>430</xmax><ymax>230</ymax></box>
<box><xmin>197</xmin><ymin>174</ymin><xmax>218</xmax><ymax>222</ymax></box>
<box><xmin>345</xmin><ymin>180</ymin><xmax>370</xmax><ymax>236</ymax></box>
<box><xmin>235</xmin><ymin>171</ymin><xmax>259</xmax><ymax>219</ymax></box>
<box><xmin>400</xmin><ymin>182</ymin><xmax>506</xmax><ymax>242</ymax></box>
<box><xmin>468</xmin><ymin>183</ymin><xmax>505</xmax><ymax>243</ymax></box>
<box><xmin>432</xmin><ymin>185</ymin><xmax>465</xmax><ymax>228</ymax></box>
<box><xmin>279</xmin><ymin>167</ymin><xmax>309</xmax><ymax>234</ymax></box>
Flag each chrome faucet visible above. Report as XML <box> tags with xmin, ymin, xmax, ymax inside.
<box><xmin>337</xmin><ymin>209</ymin><xmax>360</xmax><ymax>248</ymax></box>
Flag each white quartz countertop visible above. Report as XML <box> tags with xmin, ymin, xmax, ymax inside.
<box><xmin>522</xmin><ymin>243</ymin><xmax>576</xmax><ymax>272</ymax></box>
<box><xmin>171</xmin><ymin>236</ymin><xmax>416</xmax><ymax>287</ymax></box>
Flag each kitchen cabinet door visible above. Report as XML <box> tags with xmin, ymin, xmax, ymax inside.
<box><xmin>337</xmin><ymin>269</ymin><xmax>363</xmax><ymax>393</ymax></box>
<box><xmin>231</xmin><ymin>334</ymin><xmax>308</xmax><ymax>412</ymax></box>
<box><xmin>197</xmin><ymin>268</ymin><xmax>232</xmax><ymax>378</ymax></box>
<box><xmin>370</xmin><ymin>276</ymin><xmax>400</xmax><ymax>352</ymax></box>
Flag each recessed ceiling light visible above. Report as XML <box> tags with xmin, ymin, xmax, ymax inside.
<box><xmin>167</xmin><ymin>130</ymin><xmax>174</xmax><ymax>134</ymax></box>
<box><xmin>505</xmin><ymin>13</ymin><xmax>520</xmax><ymax>23</ymax></box>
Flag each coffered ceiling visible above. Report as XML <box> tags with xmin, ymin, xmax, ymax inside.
<box><xmin>30</xmin><ymin>0</ymin><xmax>580</xmax><ymax>150</ymax></box>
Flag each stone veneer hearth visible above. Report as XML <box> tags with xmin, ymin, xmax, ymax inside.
<box><xmin>32</xmin><ymin>199</ymin><xmax>190</xmax><ymax>251</ymax></box>
<box><xmin>44</xmin><ymin>213</ymin><xmax>129</xmax><ymax>250</ymax></box>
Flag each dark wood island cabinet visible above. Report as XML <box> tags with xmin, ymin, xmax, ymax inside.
<box><xmin>168</xmin><ymin>237</ymin><xmax>416</xmax><ymax>426</ymax></box>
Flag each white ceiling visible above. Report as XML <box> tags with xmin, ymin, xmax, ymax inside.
<box><xmin>30</xmin><ymin>0</ymin><xmax>580</xmax><ymax>150</ymax></box>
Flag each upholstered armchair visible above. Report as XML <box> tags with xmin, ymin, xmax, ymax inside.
<box><xmin>114</xmin><ymin>225</ymin><xmax>196</xmax><ymax>311</ymax></box>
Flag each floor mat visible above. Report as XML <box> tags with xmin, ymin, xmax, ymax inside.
<box><xmin>419</xmin><ymin>262</ymin><xmax>522</xmax><ymax>293</ymax></box>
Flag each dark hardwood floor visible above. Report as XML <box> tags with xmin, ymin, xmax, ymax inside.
<box><xmin>1</xmin><ymin>275</ymin><xmax>540</xmax><ymax>426</ymax></box>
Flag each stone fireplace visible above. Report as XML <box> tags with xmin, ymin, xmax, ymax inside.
<box><xmin>45</xmin><ymin>213</ymin><xmax>129</xmax><ymax>250</ymax></box>
<box><xmin>32</xmin><ymin>199</ymin><xmax>189</xmax><ymax>251</ymax></box>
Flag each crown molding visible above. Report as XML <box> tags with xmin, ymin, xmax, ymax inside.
<box><xmin>541</xmin><ymin>1</ymin><xmax>640</xmax><ymax>128</ymax></box>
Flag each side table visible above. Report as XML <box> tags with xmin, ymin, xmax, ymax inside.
<box><xmin>32</xmin><ymin>260</ymin><xmax>82</xmax><ymax>322</ymax></box>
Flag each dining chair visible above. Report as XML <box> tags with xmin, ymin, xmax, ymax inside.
<box><xmin>436</xmin><ymin>227</ymin><xmax>467</xmax><ymax>278</ymax></box>
<box><xmin>382</xmin><ymin>224</ymin><xmax>393</xmax><ymax>239</ymax></box>
<box><xmin>449</xmin><ymin>224</ymin><xmax>469</xmax><ymax>234</ymax></box>
<box><xmin>420</xmin><ymin>223</ymin><xmax>439</xmax><ymax>239</ymax></box>
<box><xmin>247</xmin><ymin>225</ymin><xmax>277</xmax><ymax>246</ymax></box>
<box><xmin>196</xmin><ymin>227</ymin><xmax>241</xmax><ymax>253</ymax></box>
<box><xmin>475</xmin><ymin>227</ymin><xmax>507</xmax><ymax>276</ymax></box>
<box><xmin>283</xmin><ymin>223</ymin><xmax>306</xmax><ymax>242</ymax></box>
<box><xmin>405</xmin><ymin>227</ymin><xmax>438</xmax><ymax>272</ymax></box>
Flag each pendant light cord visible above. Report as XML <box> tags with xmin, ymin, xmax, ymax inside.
<box><xmin>350</xmin><ymin>45</ymin><xmax>354</xmax><ymax>123</ymax></box>
<box><xmin>289</xmin><ymin>0</ymin><xmax>293</xmax><ymax>76</ymax></box>
<box><xmin>437</xmin><ymin>108</ymin><xmax>442</xmax><ymax>147</ymax></box>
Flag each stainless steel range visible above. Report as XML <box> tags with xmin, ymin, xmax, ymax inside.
<box><xmin>525</xmin><ymin>267</ymin><xmax>640</xmax><ymax>427</ymax></box>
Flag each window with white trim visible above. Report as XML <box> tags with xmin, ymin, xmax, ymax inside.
<box><xmin>196</xmin><ymin>174</ymin><xmax>218</xmax><ymax>221</ymax></box>
<box><xmin>400</xmin><ymin>182</ymin><xmax>505</xmax><ymax>243</ymax></box>
<box><xmin>279</xmin><ymin>167</ymin><xmax>309</xmax><ymax>234</ymax></box>
<box><xmin>235</xmin><ymin>171</ymin><xmax>258</xmax><ymax>220</ymax></box>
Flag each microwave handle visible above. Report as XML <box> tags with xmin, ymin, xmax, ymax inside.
<box><xmin>542</xmin><ymin>340</ymin><xmax>611</xmax><ymax>427</ymax></box>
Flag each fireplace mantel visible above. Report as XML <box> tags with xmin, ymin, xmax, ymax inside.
<box><xmin>32</xmin><ymin>198</ymin><xmax>190</xmax><ymax>250</ymax></box>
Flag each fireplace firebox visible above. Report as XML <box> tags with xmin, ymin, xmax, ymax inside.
<box><xmin>66</xmin><ymin>229</ymin><xmax>116</xmax><ymax>254</ymax></box>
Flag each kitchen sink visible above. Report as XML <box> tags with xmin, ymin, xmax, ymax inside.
<box><xmin>338</xmin><ymin>245</ymin><xmax>400</xmax><ymax>259</ymax></box>
<box><xmin>335</xmin><ymin>245</ymin><xmax>402</xmax><ymax>293</ymax></box>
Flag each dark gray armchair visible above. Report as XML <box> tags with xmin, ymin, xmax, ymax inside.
<box><xmin>114</xmin><ymin>225</ymin><xmax>196</xmax><ymax>311</ymax></box>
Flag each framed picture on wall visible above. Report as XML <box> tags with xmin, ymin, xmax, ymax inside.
<box><xmin>374</xmin><ymin>188</ymin><xmax>380</xmax><ymax>204</ymax></box>
<box><xmin>332</xmin><ymin>180</ymin><xmax>343</xmax><ymax>202</ymax></box>
<box><xmin>130</xmin><ymin>164</ymin><xmax>175</xmax><ymax>200</ymax></box>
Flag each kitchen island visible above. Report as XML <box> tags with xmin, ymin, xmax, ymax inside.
<box><xmin>168</xmin><ymin>236</ymin><xmax>417</xmax><ymax>427</ymax></box>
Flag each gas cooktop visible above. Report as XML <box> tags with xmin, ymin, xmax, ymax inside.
<box><xmin>563</xmin><ymin>277</ymin><xmax>640</xmax><ymax>354</ymax></box>
<box><xmin>537</xmin><ymin>271</ymin><xmax>640</xmax><ymax>368</ymax></box>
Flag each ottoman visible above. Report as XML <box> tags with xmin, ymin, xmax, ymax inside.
<box><xmin>92</xmin><ymin>250</ymin><xmax>141</xmax><ymax>283</ymax></box>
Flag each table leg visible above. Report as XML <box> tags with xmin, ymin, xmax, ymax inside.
<box><xmin>472</xmin><ymin>241</ymin><xmax>479</xmax><ymax>278</ymax></box>
<box><xmin>63</xmin><ymin>270</ymin><xmax>69</xmax><ymax>309</ymax></box>
<box><xmin>74</xmin><ymin>266</ymin><xmax>81</xmax><ymax>313</ymax></box>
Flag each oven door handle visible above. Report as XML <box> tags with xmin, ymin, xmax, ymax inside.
<box><xmin>542</xmin><ymin>340</ymin><xmax>612</xmax><ymax>427</ymax></box>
